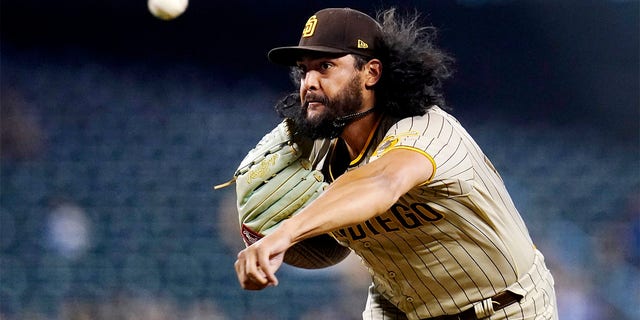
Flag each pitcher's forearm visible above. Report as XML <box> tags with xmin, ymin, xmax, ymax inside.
<box><xmin>277</xmin><ymin>173</ymin><xmax>402</xmax><ymax>244</ymax></box>
<box><xmin>277</xmin><ymin>148</ymin><xmax>433</xmax><ymax>244</ymax></box>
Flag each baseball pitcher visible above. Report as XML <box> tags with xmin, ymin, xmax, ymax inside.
<box><xmin>231</xmin><ymin>7</ymin><xmax>558</xmax><ymax>320</ymax></box>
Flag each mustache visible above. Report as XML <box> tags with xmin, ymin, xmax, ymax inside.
<box><xmin>303</xmin><ymin>92</ymin><xmax>329</xmax><ymax>108</ymax></box>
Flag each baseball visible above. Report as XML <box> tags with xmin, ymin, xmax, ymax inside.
<box><xmin>148</xmin><ymin>0</ymin><xmax>188</xmax><ymax>21</ymax></box>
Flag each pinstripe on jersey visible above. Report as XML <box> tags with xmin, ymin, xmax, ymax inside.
<box><xmin>322</xmin><ymin>106</ymin><xmax>544</xmax><ymax>319</ymax></box>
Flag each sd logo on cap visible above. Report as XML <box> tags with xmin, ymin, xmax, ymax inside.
<box><xmin>268</xmin><ymin>8</ymin><xmax>382</xmax><ymax>66</ymax></box>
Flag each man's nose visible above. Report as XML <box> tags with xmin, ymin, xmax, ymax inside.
<box><xmin>302</xmin><ymin>70</ymin><xmax>320</xmax><ymax>92</ymax></box>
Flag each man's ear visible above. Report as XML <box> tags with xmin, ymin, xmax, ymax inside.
<box><xmin>364</xmin><ymin>59</ymin><xmax>382</xmax><ymax>88</ymax></box>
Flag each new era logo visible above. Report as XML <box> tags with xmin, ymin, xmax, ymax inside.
<box><xmin>357</xmin><ymin>39</ymin><xmax>369</xmax><ymax>49</ymax></box>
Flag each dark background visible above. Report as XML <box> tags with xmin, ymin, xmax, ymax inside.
<box><xmin>1</xmin><ymin>1</ymin><xmax>639</xmax><ymax>319</ymax></box>
<box><xmin>3</xmin><ymin>0</ymin><xmax>638</xmax><ymax>133</ymax></box>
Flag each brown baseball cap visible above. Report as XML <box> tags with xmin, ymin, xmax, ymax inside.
<box><xmin>268</xmin><ymin>8</ymin><xmax>382</xmax><ymax>66</ymax></box>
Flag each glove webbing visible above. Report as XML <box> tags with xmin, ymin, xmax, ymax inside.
<box><xmin>235</xmin><ymin>140</ymin><xmax>297</xmax><ymax>176</ymax></box>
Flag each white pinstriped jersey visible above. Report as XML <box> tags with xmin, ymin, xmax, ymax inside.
<box><xmin>313</xmin><ymin>106</ymin><xmax>546</xmax><ymax>319</ymax></box>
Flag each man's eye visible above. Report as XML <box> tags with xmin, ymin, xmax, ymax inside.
<box><xmin>320</xmin><ymin>62</ymin><xmax>332</xmax><ymax>70</ymax></box>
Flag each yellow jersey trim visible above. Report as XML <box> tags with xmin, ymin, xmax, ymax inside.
<box><xmin>327</xmin><ymin>139</ymin><xmax>339</xmax><ymax>182</ymax></box>
<box><xmin>386</xmin><ymin>145</ymin><xmax>437</xmax><ymax>185</ymax></box>
<box><xmin>349</xmin><ymin>116</ymin><xmax>383</xmax><ymax>166</ymax></box>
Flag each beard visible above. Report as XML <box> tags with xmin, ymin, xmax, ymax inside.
<box><xmin>292</xmin><ymin>74</ymin><xmax>365</xmax><ymax>140</ymax></box>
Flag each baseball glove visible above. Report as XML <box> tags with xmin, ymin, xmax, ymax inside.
<box><xmin>234</xmin><ymin>118</ymin><xmax>327</xmax><ymax>243</ymax></box>
<box><xmin>217</xmin><ymin>118</ymin><xmax>350</xmax><ymax>268</ymax></box>
<box><xmin>215</xmin><ymin>118</ymin><xmax>351</xmax><ymax>269</ymax></box>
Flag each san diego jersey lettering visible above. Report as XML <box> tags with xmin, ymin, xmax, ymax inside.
<box><xmin>313</xmin><ymin>106</ymin><xmax>546</xmax><ymax>319</ymax></box>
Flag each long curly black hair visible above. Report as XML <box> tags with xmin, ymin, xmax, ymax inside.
<box><xmin>374</xmin><ymin>8</ymin><xmax>454</xmax><ymax>117</ymax></box>
<box><xmin>275</xmin><ymin>8</ymin><xmax>454</xmax><ymax>119</ymax></box>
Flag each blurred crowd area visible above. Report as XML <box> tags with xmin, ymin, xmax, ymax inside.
<box><xmin>1</xmin><ymin>43</ymin><xmax>638</xmax><ymax>320</ymax></box>
<box><xmin>2</xmin><ymin>0</ymin><xmax>640</xmax><ymax>315</ymax></box>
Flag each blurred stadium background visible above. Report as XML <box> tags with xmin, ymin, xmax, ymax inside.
<box><xmin>1</xmin><ymin>0</ymin><xmax>638</xmax><ymax>319</ymax></box>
